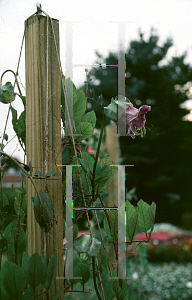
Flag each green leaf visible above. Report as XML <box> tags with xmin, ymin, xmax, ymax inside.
<box><xmin>45</xmin><ymin>253</ymin><xmax>57</xmax><ymax>290</ymax></box>
<box><xmin>5</xmin><ymin>226</ymin><xmax>26</xmax><ymax>266</ymax></box>
<box><xmin>79</xmin><ymin>252</ymin><xmax>89</xmax><ymax>260</ymax></box>
<box><xmin>104</xmin><ymin>97</ymin><xmax>118</xmax><ymax>122</ymax></box>
<box><xmin>17</xmin><ymin>227</ymin><xmax>27</xmax><ymax>254</ymax></box>
<box><xmin>0</xmin><ymin>82</ymin><xmax>16</xmax><ymax>104</ymax></box>
<box><xmin>95</xmin><ymin>164</ymin><xmax>102</xmax><ymax>176</ymax></box>
<box><xmin>3</xmin><ymin>133</ymin><xmax>8</xmax><ymax>141</ymax></box>
<box><xmin>96</xmin><ymin>155</ymin><xmax>114</xmax><ymax>191</ymax></box>
<box><xmin>73</xmin><ymin>263</ymin><xmax>90</xmax><ymax>285</ymax></box>
<box><xmin>10</xmin><ymin>106</ymin><xmax>26</xmax><ymax>148</ymax></box>
<box><xmin>22</xmin><ymin>252</ymin><xmax>30</xmax><ymax>274</ymax></box>
<box><xmin>0</xmin><ymin>261</ymin><xmax>12</xmax><ymax>300</ymax></box>
<box><xmin>112</xmin><ymin>280</ymin><xmax>124</xmax><ymax>300</ymax></box>
<box><xmin>104</xmin><ymin>96</ymin><xmax>133</xmax><ymax>123</ymax></box>
<box><xmin>32</xmin><ymin>191</ymin><xmax>53</xmax><ymax>230</ymax></box>
<box><xmin>138</xmin><ymin>200</ymin><xmax>155</xmax><ymax>233</ymax></box>
<box><xmin>20</xmin><ymin>170</ymin><xmax>28</xmax><ymax>178</ymax></box>
<box><xmin>147</xmin><ymin>202</ymin><xmax>156</xmax><ymax>225</ymax></box>
<box><xmin>78</xmin><ymin>157</ymin><xmax>87</xmax><ymax>173</ymax></box>
<box><xmin>34</xmin><ymin>170</ymin><xmax>43</xmax><ymax>177</ymax></box>
<box><xmin>100</xmin><ymin>266</ymin><xmax>116</xmax><ymax>300</ymax></box>
<box><xmin>73</xmin><ymin>223</ymin><xmax>79</xmax><ymax>240</ymax></box>
<box><xmin>82</xmin><ymin>151</ymin><xmax>94</xmax><ymax>171</ymax></box>
<box><xmin>87</xmin><ymin>238</ymin><xmax>101</xmax><ymax>257</ymax></box>
<box><xmin>81</xmin><ymin>110</ymin><xmax>96</xmax><ymax>128</ymax></box>
<box><xmin>126</xmin><ymin>203</ymin><xmax>139</xmax><ymax>241</ymax></box>
<box><xmin>3</xmin><ymin>218</ymin><xmax>17</xmax><ymax>242</ymax></box>
<box><xmin>73</xmin><ymin>89</ymin><xmax>87</xmax><ymax>124</ymax></box>
<box><xmin>27</xmin><ymin>252</ymin><xmax>44</xmax><ymax>289</ymax></box>
<box><xmin>14</xmin><ymin>197</ymin><xmax>25</xmax><ymax>218</ymax></box>
<box><xmin>34</xmin><ymin>204</ymin><xmax>44</xmax><ymax>228</ymax></box>
<box><xmin>106</xmin><ymin>278</ymin><xmax>116</xmax><ymax>300</ymax></box>
<box><xmin>74</xmin><ymin>234</ymin><xmax>92</xmax><ymax>253</ymax></box>
<box><xmin>12</xmin><ymin>186</ymin><xmax>21</xmax><ymax>201</ymax></box>
<box><xmin>4</xmin><ymin>263</ymin><xmax>27</xmax><ymax>299</ymax></box>
<box><xmin>0</xmin><ymin>233</ymin><xmax>7</xmax><ymax>252</ymax></box>
<box><xmin>53</xmin><ymin>287</ymin><xmax>62</xmax><ymax>300</ymax></box>
<box><xmin>62</xmin><ymin>146</ymin><xmax>71</xmax><ymax>165</ymax></box>
<box><xmin>126</xmin><ymin>201</ymin><xmax>136</xmax><ymax>222</ymax></box>
<box><xmin>76</xmin><ymin>122</ymin><xmax>94</xmax><ymax>142</ymax></box>
<box><xmin>7</xmin><ymin>243</ymin><xmax>15</xmax><ymax>263</ymax></box>
<box><xmin>3</xmin><ymin>194</ymin><xmax>9</xmax><ymax>206</ymax></box>
<box><xmin>68</xmin><ymin>256</ymin><xmax>81</xmax><ymax>286</ymax></box>
<box><xmin>122</xmin><ymin>279</ymin><xmax>129</xmax><ymax>299</ymax></box>
<box><xmin>22</xmin><ymin>286</ymin><xmax>40</xmax><ymax>300</ymax></box>
<box><xmin>103</xmin><ymin>210</ymin><xmax>118</xmax><ymax>244</ymax></box>
<box><xmin>46</xmin><ymin>170</ymin><xmax>57</xmax><ymax>177</ymax></box>
<box><xmin>97</xmin><ymin>249</ymin><xmax>109</xmax><ymax>271</ymax></box>
<box><xmin>61</xmin><ymin>77</ymin><xmax>77</xmax><ymax>115</ymax></box>
<box><xmin>41</xmin><ymin>192</ymin><xmax>53</xmax><ymax>230</ymax></box>
<box><xmin>41</xmin><ymin>256</ymin><xmax>48</xmax><ymax>288</ymax></box>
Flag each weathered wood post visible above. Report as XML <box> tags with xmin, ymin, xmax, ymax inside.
<box><xmin>25</xmin><ymin>14</ymin><xmax>64</xmax><ymax>298</ymax></box>
<box><xmin>106</xmin><ymin>123</ymin><xmax>121</xmax><ymax>207</ymax></box>
<box><xmin>105</xmin><ymin>123</ymin><xmax>121</xmax><ymax>265</ymax></box>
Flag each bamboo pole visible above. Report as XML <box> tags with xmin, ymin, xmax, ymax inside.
<box><xmin>25</xmin><ymin>14</ymin><xmax>63</xmax><ymax>298</ymax></box>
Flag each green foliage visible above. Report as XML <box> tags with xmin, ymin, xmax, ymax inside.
<box><xmin>68</xmin><ymin>256</ymin><xmax>90</xmax><ymax>286</ymax></box>
<box><xmin>4</xmin><ymin>263</ymin><xmax>26</xmax><ymax>299</ymax></box>
<box><xmin>81</xmin><ymin>110</ymin><xmax>96</xmax><ymax>128</ymax></box>
<box><xmin>103</xmin><ymin>210</ymin><xmax>118</xmax><ymax>244</ymax></box>
<box><xmin>73</xmin><ymin>90</ymin><xmax>87</xmax><ymax>124</ymax></box>
<box><xmin>1</xmin><ymin>186</ymin><xmax>27</xmax><ymax>265</ymax></box>
<box><xmin>126</xmin><ymin>201</ymin><xmax>139</xmax><ymax>241</ymax></box>
<box><xmin>0</xmin><ymin>261</ymin><xmax>13</xmax><ymax>299</ymax></box>
<box><xmin>32</xmin><ymin>191</ymin><xmax>53</xmax><ymax>232</ymax></box>
<box><xmin>27</xmin><ymin>252</ymin><xmax>44</xmax><ymax>289</ymax></box>
<box><xmin>46</xmin><ymin>170</ymin><xmax>57</xmax><ymax>178</ymax></box>
<box><xmin>10</xmin><ymin>106</ymin><xmax>26</xmax><ymax>151</ymax></box>
<box><xmin>44</xmin><ymin>253</ymin><xmax>57</xmax><ymax>290</ymax></box>
<box><xmin>76</xmin><ymin>121</ymin><xmax>94</xmax><ymax>142</ymax></box>
<box><xmin>0</xmin><ymin>82</ymin><xmax>16</xmax><ymax>104</ymax></box>
<box><xmin>0</xmin><ymin>251</ymin><xmax>62</xmax><ymax>299</ymax></box>
<box><xmin>74</xmin><ymin>234</ymin><xmax>101</xmax><ymax>257</ymax></box>
<box><xmin>100</xmin><ymin>266</ymin><xmax>116</xmax><ymax>300</ymax></box>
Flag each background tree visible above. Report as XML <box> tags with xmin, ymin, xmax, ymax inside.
<box><xmin>78</xmin><ymin>28</ymin><xmax>192</xmax><ymax>227</ymax></box>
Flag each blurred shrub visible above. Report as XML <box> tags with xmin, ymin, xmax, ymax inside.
<box><xmin>148</xmin><ymin>235</ymin><xmax>192</xmax><ymax>263</ymax></box>
<box><xmin>181</xmin><ymin>213</ymin><xmax>192</xmax><ymax>230</ymax></box>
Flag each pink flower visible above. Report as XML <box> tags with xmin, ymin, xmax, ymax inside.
<box><xmin>121</xmin><ymin>105</ymin><xmax>151</xmax><ymax>138</ymax></box>
<box><xmin>87</xmin><ymin>146</ymin><xmax>93</xmax><ymax>154</ymax></box>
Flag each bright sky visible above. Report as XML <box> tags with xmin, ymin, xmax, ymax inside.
<box><xmin>1</xmin><ymin>0</ymin><xmax>192</xmax><ymax>161</ymax></box>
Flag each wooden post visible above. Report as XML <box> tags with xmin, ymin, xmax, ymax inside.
<box><xmin>105</xmin><ymin>123</ymin><xmax>121</xmax><ymax>265</ymax></box>
<box><xmin>106</xmin><ymin>123</ymin><xmax>121</xmax><ymax>207</ymax></box>
<box><xmin>25</xmin><ymin>15</ymin><xmax>64</xmax><ymax>298</ymax></box>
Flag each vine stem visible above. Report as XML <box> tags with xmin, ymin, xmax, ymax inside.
<box><xmin>98</xmin><ymin>195</ymin><xmax>118</xmax><ymax>260</ymax></box>
<box><xmin>92</xmin><ymin>256</ymin><xmax>103</xmax><ymax>300</ymax></box>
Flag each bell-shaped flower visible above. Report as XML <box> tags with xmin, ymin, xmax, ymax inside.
<box><xmin>104</xmin><ymin>97</ymin><xmax>151</xmax><ymax>138</ymax></box>
<box><xmin>121</xmin><ymin>105</ymin><xmax>151</xmax><ymax>138</ymax></box>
